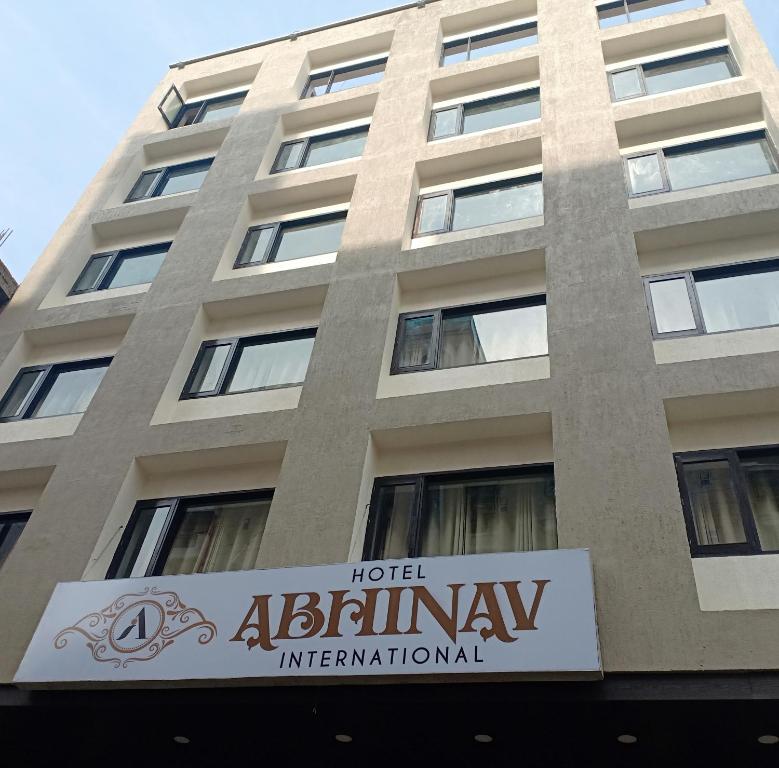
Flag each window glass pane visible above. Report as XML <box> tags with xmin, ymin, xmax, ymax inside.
<box><xmin>106</xmin><ymin>247</ymin><xmax>167</xmax><ymax>289</ymax></box>
<box><xmin>158</xmin><ymin>163</ymin><xmax>210</xmax><ymax>196</ymax></box>
<box><xmin>275</xmin><ymin>141</ymin><xmax>306</xmax><ymax>172</ymax></box>
<box><xmin>627</xmin><ymin>154</ymin><xmax>665</xmax><ymax>194</ymax></box>
<box><xmin>645</xmin><ymin>56</ymin><xmax>734</xmax><ymax>96</ymax></box>
<box><xmin>627</xmin><ymin>0</ymin><xmax>707</xmax><ymax>24</ymax></box>
<box><xmin>329</xmin><ymin>61</ymin><xmax>385</xmax><ymax>93</ymax></box>
<box><xmin>305</xmin><ymin>129</ymin><xmax>368</xmax><ymax>167</ymax></box>
<box><xmin>371</xmin><ymin>484</ymin><xmax>415</xmax><ymax>559</ymax></box>
<box><xmin>440</xmin><ymin>303</ymin><xmax>547</xmax><ymax>368</ymax></box>
<box><xmin>32</xmin><ymin>364</ymin><xmax>109</xmax><ymax>418</ymax></box>
<box><xmin>0</xmin><ymin>518</ymin><xmax>29</xmax><ymax>569</ymax></box>
<box><xmin>462</xmin><ymin>92</ymin><xmax>541</xmax><ymax>134</ymax></box>
<box><xmin>695</xmin><ymin>268</ymin><xmax>779</xmax><ymax>333</ymax></box>
<box><xmin>598</xmin><ymin>2</ymin><xmax>629</xmax><ymax>28</ymax></box>
<box><xmin>452</xmin><ymin>181</ymin><xmax>543</xmax><ymax>230</ymax></box>
<box><xmin>442</xmin><ymin>40</ymin><xmax>469</xmax><ymax>66</ymax></box>
<box><xmin>199</xmin><ymin>95</ymin><xmax>245</xmax><ymax>123</ymax></box>
<box><xmin>397</xmin><ymin>315</ymin><xmax>435</xmax><ymax>369</ymax></box>
<box><xmin>665</xmin><ymin>138</ymin><xmax>775</xmax><ymax>190</ymax></box>
<box><xmin>305</xmin><ymin>73</ymin><xmax>332</xmax><ymax>97</ymax></box>
<box><xmin>189</xmin><ymin>344</ymin><xmax>231</xmax><ymax>394</ymax></box>
<box><xmin>71</xmin><ymin>254</ymin><xmax>111</xmax><ymax>293</ymax></box>
<box><xmin>611</xmin><ymin>68</ymin><xmax>644</xmax><ymax>100</ymax></box>
<box><xmin>416</xmin><ymin>195</ymin><xmax>448</xmax><ymax>235</ymax></box>
<box><xmin>682</xmin><ymin>461</ymin><xmax>747</xmax><ymax>546</ymax></box>
<box><xmin>273</xmin><ymin>217</ymin><xmax>345</xmax><ymax>262</ymax></box>
<box><xmin>177</xmin><ymin>105</ymin><xmax>202</xmax><ymax>127</ymax></box>
<box><xmin>431</xmin><ymin>107</ymin><xmax>460</xmax><ymax>139</ymax></box>
<box><xmin>127</xmin><ymin>171</ymin><xmax>159</xmax><ymax>202</ymax></box>
<box><xmin>421</xmin><ymin>473</ymin><xmax>557</xmax><ymax>557</ymax></box>
<box><xmin>649</xmin><ymin>278</ymin><xmax>697</xmax><ymax>334</ymax></box>
<box><xmin>743</xmin><ymin>455</ymin><xmax>779</xmax><ymax>552</ymax></box>
<box><xmin>162</xmin><ymin>498</ymin><xmax>271</xmax><ymax>575</ymax></box>
<box><xmin>159</xmin><ymin>86</ymin><xmax>184</xmax><ymax>127</ymax></box>
<box><xmin>237</xmin><ymin>227</ymin><xmax>275</xmax><ymax>266</ymax></box>
<box><xmin>0</xmin><ymin>370</ymin><xmax>44</xmax><ymax>418</ymax></box>
<box><xmin>468</xmin><ymin>25</ymin><xmax>538</xmax><ymax>61</ymax></box>
<box><xmin>112</xmin><ymin>505</ymin><xmax>171</xmax><ymax>579</ymax></box>
<box><xmin>227</xmin><ymin>336</ymin><xmax>315</xmax><ymax>392</ymax></box>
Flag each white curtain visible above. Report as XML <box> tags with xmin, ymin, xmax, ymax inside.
<box><xmin>685</xmin><ymin>463</ymin><xmax>745</xmax><ymax>545</ymax></box>
<box><xmin>745</xmin><ymin>466</ymin><xmax>779</xmax><ymax>551</ymax></box>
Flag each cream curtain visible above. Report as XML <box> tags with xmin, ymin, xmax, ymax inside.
<box><xmin>685</xmin><ymin>462</ymin><xmax>746</xmax><ymax>545</ymax></box>
<box><xmin>745</xmin><ymin>465</ymin><xmax>779</xmax><ymax>551</ymax></box>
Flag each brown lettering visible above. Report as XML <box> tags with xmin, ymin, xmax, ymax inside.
<box><xmin>322</xmin><ymin>588</ymin><xmax>381</xmax><ymax>638</ymax></box>
<box><xmin>406</xmin><ymin>584</ymin><xmax>464</xmax><ymax>643</ymax></box>
<box><xmin>230</xmin><ymin>595</ymin><xmax>276</xmax><ymax>651</ymax></box>
<box><xmin>501</xmin><ymin>580</ymin><xmax>550</xmax><ymax>630</ymax></box>
<box><xmin>459</xmin><ymin>582</ymin><xmax>515</xmax><ymax>643</ymax></box>
<box><xmin>273</xmin><ymin>592</ymin><xmax>325</xmax><ymax>640</ymax></box>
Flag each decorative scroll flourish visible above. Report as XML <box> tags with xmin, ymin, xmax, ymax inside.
<box><xmin>53</xmin><ymin>587</ymin><xmax>217</xmax><ymax>669</ymax></box>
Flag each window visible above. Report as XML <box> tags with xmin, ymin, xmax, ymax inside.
<box><xmin>0</xmin><ymin>511</ymin><xmax>31</xmax><ymax>570</ymax></box>
<box><xmin>158</xmin><ymin>86</ymin><xmax>247</xmax><ymax>129</ymax></box>
<box><xmin>675</xmin><ymin>448</ymin><xmax>779</xmax><ymax>557</ymax></box>
<box><xmin>441</xmin><ymin>23</ymin><xmax>538</xmax><ymax>66</ymax></box>
<box><xmin>609</xmin><ymin>48</ymin><xmax>738</xmax><ymax>101</ymax></box>
<box><xmin>597</xmin><ymin>0</ymin><xmax>708</xmax><ymax>29</ymax></box>
<box><xmin>234</xmin><ymin>212</ymin><xmax>346</xmax><ymax>267</ymax></box>
<box><xmin>125</xmin><ymin>159</ymin><xmax>213</xmax><ymax>202</ymax></box>
<box><xmin>107</xmin><ymin>491</ymin><xmax>272</xmax><ymax>578</ymax></box>
<box><xmin>363</xmin><ymin>467</ymin><xmax>557</xmax><ymax>560</ymax></box>
<box><xmin>644</xmin><ymin>259</ymin><xmax>779</xmax><ymax>338</ymax></box>
<box><xmin>0</xmin><ymin>359</ymin><xmax>110</xmax><ymax>422</ymax></box>
<box><xmin>272</xmin><ymin>126</ymin><xmax>369</xmax><ymax>172</ymax></box>
<box><xmin>393</xmin><ymin>297</ymin><xmax>548</xmax><ymax>373</ymax></box>
<box><xmin>302</xmin><ymin>58</ymin><xmax>387</xmax><ymax>98</ymax></box>
<box><xmin>430</xmin><ymin>88</ymin><xmax>540</xmax><ymax>140</ymax></box>
<box><xmin>181</xmin><ymin>328</ymin><xmax>316</xmax><ymax>399</ymax></box>
<box><xmin>69</xmin><ymin>243</ymin><xmax>170</xmax><ymax>295</ymax></box>
<box><xmin>624</xmin><ymin>131</ymin><xmax>778</xmax><ymax>197</ymax></box>
<box><xmin>414</xmin><ymin>175</ymin><xmax>543</xmax><ymax>236</ymax></box>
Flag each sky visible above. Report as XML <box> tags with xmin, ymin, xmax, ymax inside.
<box><xmin>0</xmin><ymin>0</ymin><xmax>777</xmax><ymax>283</ymax></box>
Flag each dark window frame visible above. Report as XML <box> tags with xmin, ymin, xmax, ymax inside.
<box><xmin>674</xmin><ymin>446</ymin><xmax>779</xmax><ymax>558</ymax></box>
<box><xmin>0</xmin><ymin>510</ymin><xmax>32</xmax><ymax>569</ymax></box>
<box><xmin>644</xmin><ymin>257</ymin><xmax>779</xmax><ymax>339</ymax></box>
<box><xmin>440</xmin><ymin>22</ymin><xmax>539</xmax><ymax>67</ymax></box>
<box><xmin>413</xmin><ymin>173</ymin><xmax>543</xmax><ymax>237</ymax></box>
<box><xmin>271</xmin><ymin>125</ymin><xmax>370</xmax><ymax>173</ymax></box>
<box><xmin>596</xmin><ymin>0</ymin><xmax>710</xmax><ymax>27</ymax></box>
<box><xmin>69</xmin><ymin>242</ymin><xmax>172</xmax><ymax>295</ymax></box>
<box><xmin>0</xmin><ymin>357</ymin><xmax>112</xmax><ymax>423</ymax></box>
<box><xmin>608</xmin><ymin>46</ymin><xmax>738</xmax><ymax>102</ymax></box>
<box><xmin>157</xmin><ymin>86</ymin><xmax>248</xmax><ymax>129</ymax></box>
<box><xmin>623</xmin><ymin>130</ymin><xmax>779</xmax><ymax>198</ymax></box>
<box><xmin>181</xmin><ymin>327</ymin><xmax>317</xmax><ymax>400</ymax></box>
<box><xmin>391</xmin><ymin>295</ymin><xmax>548</xmax><ymax>374</ymax></box>
<box><xmin>106</xmin><ymin>489</ymin><xmax>273</xmax><ymax>579</ymax></box>
<box><xmin>234</xmin><ymin>211</ymin><xmax>347</xmax><ymax>268</ymax></box>
<box><xmin>301</xmin><ymin>57</ymin><xmax>388</xmax><ymax>99</ymax></box>
<box><xmin>125</xmin><ymin>158</ymin><xmax>214</xmax><ymax>203</ymax></box>
<box><xmin>362</xmin><ymin>464</ymin><xmax>556</xmax><ymax>561</ymax></box>
<box><xmin>429</xmin><ymin>87</ymin><xmax>541</xmax><ymax>141</ymax></box>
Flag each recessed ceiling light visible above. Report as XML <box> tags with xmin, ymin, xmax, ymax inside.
<box><xmin>173</xmin><ymin>736</ymin><xmax>190</xmax><ymax>745</ymax></box>
<box><xmin>758</xmin><ymin>735</ymin><xmax>779</xmax><ymax>745</ymax></box>
<box><xmin>474</xmin><ymin>734</ymin><xmax>493</xmax><ymax>743</ymax></box>
<box><xmin>335</xmin><ymin>734</ymin><xmax>353</xmax><ymax>743</ymax></box>
<box><xmin>617</xmin><ymin>734</ymin><xmax>638</xmax><ymax>744</ymax></box>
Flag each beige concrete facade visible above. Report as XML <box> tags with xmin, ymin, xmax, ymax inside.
<box><xmin>1</xmin><ymin>0</ymin><xmax>779</xmax><ymax>685</ymax></box>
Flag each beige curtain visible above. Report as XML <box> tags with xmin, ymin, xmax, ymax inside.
<box><xmin>685</xmin><ymin>462</ymin><xmax>745</xmax><ymax>545</ymax></box>
<box><xmin>745</xmin><ymin>467</ymin><xmax>779</xmax><ymax>551</ymax></box>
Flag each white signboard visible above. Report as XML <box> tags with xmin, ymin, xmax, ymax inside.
<box><xmin>15</xmin><ymin>549</ymin><xmax>600</xmax><ymax>686</ymax></box>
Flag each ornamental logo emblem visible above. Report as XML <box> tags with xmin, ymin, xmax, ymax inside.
<box><xmin>53</xmin><ymin>587</ymin><xmax>217</xmax><ymax>668</ymax></box>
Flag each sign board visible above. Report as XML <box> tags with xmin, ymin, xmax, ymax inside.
<box><xmin>15</xmin><ymin>549</ymin><xmax>600</xmax><ymax>686</ymax></box>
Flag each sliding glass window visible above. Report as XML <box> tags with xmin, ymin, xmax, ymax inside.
<box><xmin>597</xmin><ymin>0</ymin><xmax>708</xmax><ymax>29</ymax></box>
<box><xmin>70</xmin><ymin>243</ymin><xmax>170</xmax><ymax>294</ymax></box>
<box><xmin>235</xmin><ymin>212</ymin><xmax>347</xmax><ymax>267</ymax></box>
<box><xmin>125</xmin><ymin>159</ymin><xmax>213</xmax><ymax>202</ymax></box>
<box><xmin>675</xmin><ymin>448</ymin><xmax>779</xmax><ymax>557</ymax></box>
<box><xmin>393</xmin><ymin>297</ymin><xmax>548</xmax><ymax>373</ymax></box>
<box><xmin>609</xmin><ymin>47</ymin><xmax>738</xmax><ymax>101</ymax></box>
<box><xmin>272</xmin><ymin>126</ymin><xmax>369</xmax><ymax>172</ymax></box>
<box><xmin>0</xmin><ymin>511</ymin><xmax>31</xmax><ymax>570</ymax></box>
<box><xmin>430</xmin><ymin>88</ymin><xmax>540</xmax><ymax>140</ymax></box>
<box><xmin>182</xmin><ymin>328</ymin><xmax>316</xmax><ymax>399</ymax></box>
<box><xmin>414</xmin><ymin>175</ymin><xmax>543</xmax><ymax>236</ymax></box>
<box><xmin>624</xmin><ymin>131</ymin><xmax>778</xmax><ymax>197</ymax></box>
<box><xmin>441</xmin><ymin>23</ymin><xmax>538</xmax><ymax>66</ymax></box>
<box><xmin>107</xmin><ymin>491</ymin><xmax>273</xmax><ymax>578</ymax></box>
<box><xmin>158</xmin><ymin>86</ymin><xmax>247</xmax><ymax>128</ymax></box>
<box><xmin>363</xmin><ymin>467</ymin><xmax>557</xmax><ymax>560</ymax></box>
<box><xmin>645</xmin><ymin>259</ymin><xmax>779</xmax><ymax>338</ymax></box>
<box><xmin>302</xmin><ymin>58</ymin><xmax>387</xmax><ymax>98</ymax></box>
